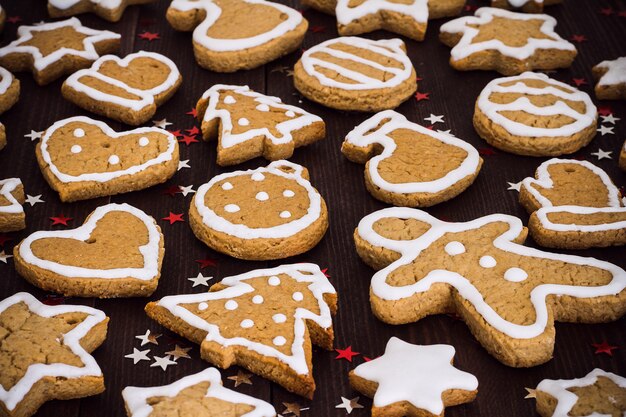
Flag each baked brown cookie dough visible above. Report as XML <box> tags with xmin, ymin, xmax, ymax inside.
<box><xmin>620</xmin><ymin>140</ymin><xmax>626</xmax><ymax>171</ymax></box>
<box><xmin>490</xmin><ymin>0</ymin><xmax>561</xmax><ymax>13</ymax></box>
<box><xmin>303</xmin><ymin>0</ymin><xmax>465</xmax><ymax>20</ymax></box>
<box><xmin>48</xmin><ymin>0</ymin><xmax>155</xmax><ymax>22</ymax></box>
<box><xmin>0</xmin><ymin>67</ymin><xmax>19</xmax><ymax>115</ymax></box>
<box><xmin>592</xmin><ymin>57</ymin><xmax>626</xmax><ymax>100</ymax></box>
<box><xmin>0</xmin><ymin>178</ymin><xmax>25</xmax><ymax>232</ymax></box>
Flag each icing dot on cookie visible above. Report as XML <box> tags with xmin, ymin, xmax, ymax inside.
<box><xmin>224</xmin><ymin>204</ymin><xmax>240</xmax><ymax>213</ymax></box>
<box><xmin>225</xmin><ymin>300</ymin><xmax>238</xmax><ymax>310</ymax></box>
<box><xmin>108</xmin><ymin>155</ymin><xmax>120</xmax><ymax>164</ymax></box>
<box><xmin>73</xmin><ymin>128</ymin><xmax>85</xmax><ymax>137</ymax></box>
<box><xmin>238</xmin><ymin>118</ymin><xmax>250</xmax><ymax>126</ymax></box>
<box><xmin>445</xmin><ymin>241</ymin><xmax>465</xmax><ymax>256</ymax></box>
<box><xmin>280</xmin><ymin>211</ymin><xmax>291</xmax><ymax>219</ymax></box>
<box><xmin>283</xmin><ymin>189</ymin><xmax>295</xmax><ymax>197</ymax></box>
<box><xmin>139</xmin><ymin>136</ymin><xmax>149</xmax><ymax>147</ymax></box>
<box><xmin>256</xmin><ymin>192</ymin><xmax>269</xmax><ymax>201</ymax></box>
<box><xmin>252</xmin><ymin>295</ymin><xmax>264</xmax><ymax>304</ymax></box>
<box><xmin>256</xmin><ymin>104</ymin><xmax>270</xmax><ymax>112</ymax></box>
<box><xmin>479</xmin><ymin>255</ymin><xmax>497</xmax><ymax>268</ymax></box>
<box><xmin>224</xmin><ymin>95</ymin><xmax>236</xmax><ymax>104</ymax></box>
<box><xmin>268</xmin><ymin>276</ymin><xmax>281</xmax><ymax>286</ymax></box>
<box><xmin>240</xmin><ymin>319</ymin><xmax>254</xmax><ymax>329</ymax></box>
<box><xmin>251</xmin><ymin>172</ymin><xmax>265</xmax><ymax>181</ymax></box>
<box><xmin>221</xmin><ymin>182</ymin><xmax>233</xmax><ymax>190</ymax></box>
<box><xmin>292</xmin><ymin>292</ymin><xmax>303</xmax><ymax>302</ymax></box>
<box><xmin>285</xmin><ymin>110</ymin><xmax>295</xmax><ymax>117</ymax></box>
<box><xmin>273</xmin><ymin>336</ymin><xmax>287</xmax><ymax>346</ymax></box>
<box><xmin>504</xmin><ymin>267</ymin><xmax>528</xmax><ymax>282</ymax></box>
<box><xmin>71</xmin><ymin>145</ymin><xmax>82</xmax><ymax>154</ymax></box>
<box><xmin>272</xmin><ymin>313</ymin><xmax>287</xmax><ymax>323</ymax></box>
<box><xmin>198</xmin><ymin>302</ymin><xmax>208</xmax><ymax>311</ymax></box>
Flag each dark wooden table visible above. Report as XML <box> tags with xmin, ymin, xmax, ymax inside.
<box><xmin>1</xmin><ymin>0</ymin><xmax>625</xmax><ymax>416</ymax></box>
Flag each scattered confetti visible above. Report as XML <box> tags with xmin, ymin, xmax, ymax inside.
<box><xmin>153</xmin><ymin>118</ymin><xmax>173</xmax><ymax>129</ymax></box>
<box><xmin>179</xmin><ymin>185</ymin><xmax>196</xmax><ymax>196</ymax></box>
<box><xmin>507</xmin><ymin>181</ymin><xmax>522</xmax><ymax>192</ymax></box>
<box><xmin>424</xmin><ymin>114</ymin><xmax>444</xmax><ymax>124</ymax></box>
<box><xmin>125</xmin><ymin>348</ymin><xmax>151</xmax><ymax>364</ymax></box>
<box><xmin>164</xmin><ymin>344</ymin><xmax>192</xmax><ymax>360</ymax></box>
<box><xmin>195</xmin><ymin>258</ymin><xmax>218</xmax><ymax>269</ymax></box>
<box><xmin>162</xmin><ymin>185</ymin><xmax>182</xmax><ymax>197</ymax></box>
<box><xmin>136</xmin><ymin>330</ymin><xmax>161</xmax><ymax>346</ymax></box>
<box><xmin>151</xmin><ymin>355</ymin><xmax>177</xmax><ymax>370</ymax></box>
<box><xmin>0</xmin><ymin>235</ymin><xmax>12</xmax><ymax>246</ymax></box>
<box><xmin>524</xmin><ymin>387</ymin><xmax>537</xmax><ymax>399</ymax></box>
<box><xmin>478</xmin><ymin>147</ymin><xmax>497</xmax><ymax>156</ymax></box>
<box><xmin>178</xmin><ymin>159</ymin><xmax>191</xmax><ymax>171</ymax></box>
<box><xmin>162</xmin><ymin>212</ymin><xmax>184</xmax><ymax>224</ymax></box>
<box><xmin>569</xmin><ymin>34</ymin><xmax>588</xmax><ymax>43</ymax></box>
<box><xmin>138</xmin><ymin>31</ymin><xmax>160</xmax><ymax>41</ymax></box>
<box><xmin>0</xmin><ymin>250</ymin><xmax>13</xmax><ymax>264</ymax></box>
<box><xmin>25</xmin><ymin>194</ymin><xmax>44</xmax><ymax>206</ymax></box>
<box><xmin>597</xmin><ymin>125</ymin><xmax>614</xmax><ymax>136</ymax></box>
<box><xmin>24</xmin><ymin>130</ymin><xmax>43</xmax><ymax>141</ymax></box>
<box><xmin>592</xmin><ymin>341</ymin><xmax>618</xmax><ymax>356</ymax></box>
<box><xmin>186</xmin><ymin>108</ymin><xmax>198</xmax><ymax>117</ymax></box>
<box><xmin>414</xmin><ymin>91</ymin><xmax>430</xmax><ymax>101</ymax></box>
<box><xmin>335</xmin><ymin>396</ymin><xmax>364</xmax><ymax>414</ymax></box>
<box><xmin>168</xmin><ymin>129</ymin><xmax>183</xmax><ymax>137</ymax></box>
<box><xmin>6</xmin><ymin>16</ymin><xmax>22</xmax><ymax>24</ymax></box>
<box><xmin>49</xmin><ymin>215</ymin><xmax>72</xmax><ymax>226</ymax></box>
<box><xmin>600</xmin><ymin>114</ymin><xmax>620</xmax><ymax>124</ymax></box>
<box><xmin>335</xmin><ymin>346</ymin><xmax>360</xmax><ymax>362</ymax></box>
<box><xmin>598</xmin><ymin>106</ymin><xmax>613</xmax><ymax>116</ymax></box>
<box><xmin>227</xmin><ymin>370</ymin><xmax>253</xmax><ymax>387</ymax></box>
<box><xmin>186</xmin><ymin>126</ymin><xmax>200</xmax><ymax>136</ymax></box>
<box><xmin>188</xmin><ymin>272</ymin><xmax>212</xmax><ymax>287</ymax></box>
<box><xmin>591</xmin><ymin>149</ymin><xmax>612</xmax><ymax>160</ymax></box>
<box><xmin>282</xmin><ymin>402</ymin><xmax>308</xmax><ymax>416</ymax></box>
<box><xmin>178</xmin><ymin>134</ymin><xmax>199</xmax><ymax>146</ymax></box>
<box><xmin>572</xmin><ymin>78</ymin><xmax>587</xmax><ymax>87</ymax></box>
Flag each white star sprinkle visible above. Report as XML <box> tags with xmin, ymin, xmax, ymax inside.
<box><xmin>24</xmin><ymin>130</ymin><xmax>43</xmax><ymax>141</ymax></box>
<box><xmin>436</xmin><ymin>129</ymin><xmax>455</xmax><ymax>137</ymax></box>
<box><xmin>178</xmin><ymin>159</ymin><xmax>191</xmax><ymax>171</ymax></box>
<box><xmin>600</xmin><ymin>114</ymin><xmax>620</xmax><ymax>124</ymax></box>
<box><xmin>152</xmin><ymin>118</ymin><xmax>173</xmax><ymax>129</ymax></box>
<box><xmin>150</xmin><ymin>355</ymin><xmax>177</xmax><ymax>371</ymax></box>
<box><xmin>591</xmin><ymin>149</ymin><xmax>613</xmax><ymax>160</ymax></box>
<box><xmin>124</xmin><ymin>348</ymin><xmax>151</xmax><ymax>364</ymax></box>
<box><xmin>0</xmin><ymin>251</ymin><xmax>13</xmax><ymax>264</ymax></box>
<box><xmin>135</xmin><ymin>330</ymin><xmax>160</xmax><ymax>346</ymax></box>
<box><xmin>179</xmin><ymin>185</ymin><xmax>195</xmax><ymax>196</ymax></box>
<box><xmin>25</xmin><ymin>194</ymin><xmax>44</xmax><ymax>206</ymax></box>
<box><xmin>424</xmin><ymin>114</ymin><xmax>445</xmax><ymax>125</ymax></box>
<box><xmin>335</xmin><ymin>396</ymin><xmax>364</xmax><ymax>414</ymax></box>
<box><xmin>188</xmin><ymin>272</ymin><xmax>212</xmax><ymax>287</ymax></box>
<box><xmin>597</xmin><ymin>125</ymin><xmax>614</xmax><ymax>136</ymax></box>
<box><xmin>507</xmin><ymin>181</ymin><xmax>522</xmax><ymax>192</ymax></box>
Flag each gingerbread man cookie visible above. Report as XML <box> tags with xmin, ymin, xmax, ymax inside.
<box><xmin>0</xmin><ymin>18</ymin><xmax>120</xmax><ymax>85</ymax></box>
<box><xmin>439</xmin><ymin>7</ymin><xmax>576</xmax><ymax>75</ymax></box>
<box><xmin>0</xmin><ymin>178</ymin><xmax>25</xmax><ymax>233</ymax></box>
<box><xmin>123</xmin><ymin>368</ymin><xmax>277</xmax><ymax>417</ymax></box>
<box><xmin>350</xmin><ymin>337</ymin><xmax>478</xmax><ymax>417</ymax></box>
<box><xmin>535</xmin><ymin>369</ymin><xmax>626</xmax><ymax>417</ymax></box>
<box><xmin>474</xmin><ymin>72</ymin><xmax>597</xmax><ymax>156</ymax></box>
<box><xmin>166</xmin><ymin>0</ymin><xmax>308</xmax><ymax>72</ymax></box>
<box><xmin>342</xmin><ymin>110</ymin><xmax>482</xmax><ymax>207</ymax></box>
<box><xmin>519</xmin><ymin>158</ymin><xmax>626</xmax><ymax>249</ymax></box>
<box><xmin>145</xmin><ymin>263</ymin><xmax>337</xmax><ymax>399</ymax></box>
<box><xmin>62</xmin><ymin>51</ymin><xmax>182</xmax><ymax>126</ymax></box>
<box><xmin>294</xmin><ymin>37</ymin><xmax>417</xmax><ymax>112</ymax></box>
<box><xmin>490</xmin><ymin>0</ymin><xmax>561</xmax><ymax>13</ymax></box>
<box><xmin>37</xmin><ymin>116</ymin><xmax>179</xmax><ymax>202</ymax></box>
<box><xmin>190</xmin><ymin>160</ymin><xmax>328</xmax><ymax>260</ymax></box>
<box><xmin>0</xmin><ymin>292</ymin><xmax>108</xmax><ymax>417</ymax></box>
<box><xmin>48</xmin><ymin>0</ymin><xmax>155</xmax><ymax>22</ymax></box>
<box><xmin>592</xmin><ymin>56</ymin><xmax>626</xmax><ymax>101</ymax></box>
<box><xmin>355</xmin><ymin>207</ymin><xmax>626</xmax><ymax>367</ymax></box>
<box><xmin>196</xmin><ymin>85</ymin><xmax>325</xmax><ymax>166</ymax></box>
<box><xmin>14</xmin><ymin>203</ymin><xmax>164</xmax><ymax>298</ymax></box>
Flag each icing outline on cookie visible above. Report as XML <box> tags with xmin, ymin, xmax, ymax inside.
<box><xmin>0</xmin><ymin>178</ymin><xmax>23</xmax><ymax>214</ymax></box>
<box><xmin>0</xmin><ymin>67</ymin><xmax>14</xmax><ymax>96</ymax></box>
<box><xmin>595</xmin><ymin>57</ymin><xmax>626</xmax><ymax>87</ymax></box>
<box><xmin>335</xmin><ymin>0</ymin><xmax>428</xmax><ymax>26</ymax></box>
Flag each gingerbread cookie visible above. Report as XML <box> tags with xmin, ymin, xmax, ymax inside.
<box><xmin>303</xmin><ymin>0</ymin><xmax>464</xmax><ymax>21</ymax></box>
<box><xmin>37</xmin><ymin>116</ymin><xmax>179</xmax><ymax>202</ymax></box>
<box><xmin>354</xmin><ymin>207</ymin><xmax>626</xmax><ymax>367</ymax></box>
<box><xmin>123</xmin><ymin>368</ymin><xmax>276</xmax><ymax>417</ymax></box>
<box><xmin>0</xmin><ymin>123</ymin><xmax>5</xmax><ymax>150</ymax></box>
<box><xmin>519</xmin><ymin>158</ymin><xmax>626</xmax><ymax>249</ymax></box>
<box><xmin>474</xmin><ymin>72</ymin><xmax>597</xmax><ymax>156</ymax></box>
<box><xmin>14</xmin><ymin>203</ymin><xmax>164</xmax><ymax>298</ymax></box>
<box><xmin>342</xmin><ymin>110</ymin><xmax>482</xmax><ymax>207</ymax></box>
<box><xmin>0</xmin><ymin>18</ymin><xmax>120</xmax><ymax>85</ymax></box>
<box><xmin>0</xmin><ymin>292</ymin><xmax>108</xmax><ymax>417</ymax></box>
<box><xmin>145</xmin><ymin>263</ymin><xmax>337</xmax><ymax>399</ymax></box>
<box><xmin>196</xmin><ymin>85</ymin><xmax>325</xmax><ymax>166</ymax></box>
<box><xmin>0</xmin><ymin>178</ymin><xmax>25</xmax><ymax>233</ymax></box>
<box><xmin>294</xmin><ymin>37</ymin><xmax>417</xmax><ymax>112</ymax></box>
<box><xmin>0</xmin><ymin>67</ymin><xmax>19</xmax><ymax>115</ymax></box>
<box><xmin>190</xmin><ymin>160</ymin><xmax>328</xmax><ymax>260</ymax></box>
<box><xmin>48</xmin><ymin>0</ymin><xmax>155</xmax><ymax>22</ymax></box>
<box><xmin>490</xmin><ymin>0</ymin><xmax>561</xmax><ymax>13</ymax></box>
<box><xmin>349</xmin><ymin>337</ymin><xmax>478</xmax><ymax>417</ymax></box>
<box><xmin>592</xmin><ymin>57</ymin><xmax>626</xmax><ymax>101</ymax></box>
<box><xmin>535</xmin><ymin>369</ymin><xmax>626</xmax><ymax>417</ymax></box>
<box><xmin>0</xmin><ymin>4</ymin><xmax>5</xmax><ymax>32</ymax></box>
<box><xmin>620</xmin><ymin>141</ymin><xmax>626</xmax><ymax>171</ymax></box>
<box><xmin>62</xmin><ymin>51</ymin><xmax>182</xmax><ymax>126</ymax></box>
<box><xmin>439</xmin><ymin>7</ymin><xmax>576</xmax><ymax>75</ymax></box>
<box><xmin>166</xmin><ymin>0</ymin><xmax>307</xmax><ymax>73</ymax></box>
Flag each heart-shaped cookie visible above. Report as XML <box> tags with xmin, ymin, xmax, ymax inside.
<box><xmin>14</xmin><ymin>203</ymin><xmax>164</xmax><ymax>298</ymax></box>
<box><xmin>37</xmin><ymin>116</ymin><xmax>179</xmax><ymax>202</ymax></box>
<box><xmin>62</xmin><ymin>51</ymin><xmax>182</xmax><ymax>125</ymax></box>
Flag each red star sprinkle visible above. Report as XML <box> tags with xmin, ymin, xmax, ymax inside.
<box><xmin>335</xmin><ymin>346</ymin><xmax>360</xmax><ymax>362</ymax></box>
<box><xmin>0</xmin><ymin>235</ymin><xmax>12</xmax><ymax>247</ymax></box>
<box><xmin>597</xmin><ymin>106</ymin><xmax>613</xmax><ymax>116</ymax></box>
<box><xmin>50</xmin><ymin>215</ymin><xmax>73</xmax><ymax>226</ymax></box>
<box><xmin>162</xmin><ymin>212</ymin><xmax>184</xmax><ymax>224</ymax></box>
<box><xmin>41</xmin><ymin>294</ymin><xmax>67</xmax><ymax>306</ymax></box>
<box><xmin>186</xmin><ymin>108</ymin><xmax>198</xmax><ymax>117</ymax></box>
<box><xmin>572</xmin><ymin>78</ymin><xmax>588</xmax><ymax>87</ymax></box>
<box><xmin>599</xmin><ymin>7</ymin><xmax>613</xmax><ymax>15</ymax></box>
<box><xmin>426</xmin><ymin>125</ymin><xmax>434</xmax><ymax>130</ymax></box>
<box><xmin>321</xmin><ymin>268</ymin><xmax>331</xmax><ymax>278</ymax></box>
<box><xmin>363</xmin><ymin>356</ymin><xmax>373</xmax><ymax>362</ymax></box>
<box><xmin>179</xmin><ymin>135</ymin><xmax>199</xmax><ymax>146</ymax></box>
<box><xmin>415</xmin><ymin>91</ymin><xmax>430</xmax><ymax>101</ymax></box>
<box><xmin>195</xmin><ymin>258</ymin><xmax>218</xmax><ymax>268</ymax></box>
<box><xmin>138</xmin><ymin>31</ymin><xmax>160</xmax><ymax>41</ymax></box>
<box><xmin>478</xmin><ymin>147</ymin><xmax>497</xmax><ymax>156</ymax></box>
<box><xmin>592</xmin><ymin>341</ymin><xmax>618</xmax><ymax>356</ymax></box>
<box><xmin>7</xmin><ymin>16</ymin><xmax>22</xmax><ymax>24</ymax></box>
<box><xmin>168</xmin><ymin>129</ymin><xmax>183</xmax><ymax>137</ymax></box>
<box><xmin>570</xmin><ymin>34</ymin><xmax>588</xmax><ymax>43</ymax></box>
<box><xmin>186</xmin><ymin>126</ymin><xmax>200</xmax><ymax>136</ymax></box>
<box><xmin>310</xmin><ymin>25</ymin><xmax>326</xmax><ymax>33</ymax></box>
<box><xmin>162</xmin><ymin>185</ymin><xmax>182</xmax><ymax>197</ymax></box>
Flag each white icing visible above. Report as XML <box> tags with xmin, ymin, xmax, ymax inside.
<box><xmin>71</xmin><ymin>145</ymin><xmax>82</xmax><ymax>153</ymax></box>
<box><xmin>336</xmin><ymin>0</ymin><xmax>428</xmax><ymax>26</ymax></box>
<box><xmin>49</xmin><ymin>0</ymin><xmax>125</xmax><ymax>12</ymax></box>
<box><xmin>240</xmin><ymin>319</ymin><xmax>254</xmax><ymax>328</ymax></box>
<box><xmin>251</xmin><ymin>172</ymin><xmax>265</xmax><ymax>181</ymax></box>
<box><xmin>273</xmin><ymin>336</ymin><xmax>286</xmax><ymax>346</ymax></box>
<box><xmin>139</xmin><ymin>137</ymin><xmax>149</xmax><ymax>147</ymax></box>
<box><xmin>280</xmin><ymin>211</ymin><xmax>291</xmax><ymax>219</ymax></box>
<box><xmin>292</xmin><ymin>292</ymin><xmax>303</xmax><ymax>301</ymax></box>
<box><xmin>283</xmin><ymin>189</ymin><xmax>295</xmax><ymax>197</ymax></box>
<box><xmin>445</xmin><ymin>241</ymin><xmax>466</xmax><ymax>256</ymax></box>
<box><xmin>352</xmin><ymin>337</ymin><xmax>478</xmax><ymax>414</ymax></box>
<box><xmin>73</xmin><ymin>128</ymin><xmax>85</xmax><ymax>138</ymax></box>
<box><xmin>252</xmin><ymin>295</ymin><xmax>264</xmax><ymax>304</ymax></box>
<box><xmin>268</xmin><ymin>276</ymin><xmax>280</xmax><ymax>286</ymax></box>
<box><xmin>198</xmin><ymin>302</ymin><xmax>208</xmax><ymax>311</ymax></box>
<box><xmin>479</xmin><ymin>255</ymin><xmax>496</xmax><ymax>268</ymax></box>
<box><xmin>0</xmin><ymin>178</ymin><xmax>24</xmax><ymax>215</ymax></box>
<box><xmin>535</xmin><ymin>206</ymin><xmax>626</xmax><ymax>233</ymax></box>
<box><xmin>0</xmin><ymin>67</ymin><xmax>13</xmax><ymax>96</ymax></box>
<box><xmin>238</xmin><ymin>118</ymin><xmax>250</xmax><ymax>126</ymax></box>
<box><xmin>272</xmin><ymin>313</ymin><xmax>286</xmax><ymax>323</ymax></box>
<box><xmin>221</xmin><ymin>182</ymin><xmax>233</xmax><ymax>190</ymax></box>
<box><xmin>503</xmin><ymin>0</ymin><xmax>542</xmax><ymax>7</ymax></box>
<box><xmin>122</xmin><ymin>368</ymin><xmax>276</xmax><ymax>417</ymax></box>
<box><xmin>18</xmin><ymin>203</ymin><xmax>162</xmax><ymax>280</ymax></box>
<box><xmin>225</xmin><ymin>300</ymin><xmax>238</xmax><ymax>310</ymax></box>
<box><xmin>285</xmin><ymin>110</ymin><xmax>295</xmax><ymax>117</ymax></box>
<box><xmin>256</xmin><ymin>104</ymin><xmax>269</xmax><ymax>111</ymax></box>
<box><xmin>0</xmin><ymin>292</ymin><xmax>106</xmax><ymax>411</ymax></box>
<box><xmin>224</xmin><ymin>95</ymin><xmax>236</xmax><ymax>104</ymax></box>
<box><xmin>108</xmin><ymin>155</ymin><xmax>120</xmax><ymax>164</ymax></box>
<box><xmin>255</xmin><ymin>192</ymin><xmax>269</xmax><ymax>201</ymax></box>
<box><xmin>224</xmin><ymin>204</ymin><xmax>240</xmax><ymax>213</ymax></box>
<box><xmin>595</xmin><ymin>56</ymin><xmax>626</xmax><ymax>87</ymax></box>
<box><xmin>504</xmin><ymin>267</ymin><xmax>528</xmax><ymax>282</ymax></box>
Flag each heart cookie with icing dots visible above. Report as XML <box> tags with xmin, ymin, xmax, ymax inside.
<box><xmin>37</xmin><ymin>116</ymin><xmax>179</xmax><ymax>202</ymax></box>
<box><xmin>48</xmin><ymin>0</ymin><xmax>155</xmax><ymax>22</ymax></box>
<box><xmin>519</xmin><ymin>158</ymin><xmax>626</xmax><ymax>249</ymax></box>
<box><xmin>0</xmin><ymin>178</ymin><xmax>26</xmax><ymax>232</ymax></box>
<box><xmin>62</xmin><ymin>51</ymin><xmax>182</xmax><ymax>125</ymax></box>
<box><xmin>166</xmin><ymin>0</ymin><xmax>308</xmax><ymax>72</ymax></box>
<box><xmin>190</xmin><ymin>160</ymin><xmax>328</xmax><ymax>260</ymax></box>
<box><xmin>355</xmin><ymin>207</ymin><xmax>626</xmax><ymax>367</ymax></box>
<box><xmin>14</xmin><ymin>203</ymin><xmax>164</xmax><ymax>298</ymax></box>
<box><xmin>342</xmin><ymin>110</ymin><xmax>482</xmax><ymax>207</ymax></box>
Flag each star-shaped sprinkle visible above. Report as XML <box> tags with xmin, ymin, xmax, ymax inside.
<box><xmin>24</xmin><ymin>130</ymin><xmax>43</xmax><ymax>141</ymax></box>
<box><xmin>164</xmin><ymin>344</ymin><xmax>192</xmax><ymax>360</ymax></box>
<box><xmin>424</xmin><ymin>114</ymin><xmax>444</xmax><ymax>125</ymax></box>
<box><xmin>478</xmin><ymin>147</ymin><xmax>497</xmax><ymax>156</ymax></box>
<box><xmin>186</xmin><ymin>126</ymin><xmax>200</xmax><ymax>136</ymax></box>
<box><xmin>335</xmin><ymin>396</ymin><xmax>364</xmax><ymax>414</ymax></box>
<box><xmin>415</xmin><ymin>91</ymin><xmax>430</xmax><ymax>101</ymax></box>
<box><xmin>335</xmin><ymin>346</ymin><xmax>360</xmax><ymax>362</ymax></box>
<box><xmin>591</xmin><ymin>149</ymin><xmax>612</xmax><ymax>160</ymax></box>
<box><xmin>188</xmin><ymin>272</ymin><xmax>212</xmax><ymax>287</ymax></box>
<box><xmin>572</xmin><ymin>78</ymin><xmax>587</xmax><ymax>87</ymax></box>
<box><xmin>186</xmin><ymin>108</ymin><xmax>198</xmax><ymax>117</ymax></box>
<box><xmin>151</xmin><ymin>355</ymin><xmax>177</xmax><ymax>370</ymax></box>
<box><xmin>153</xmin><ymin>118</ymin><xmax>173</xmax><ymax>129</ymax></box>
<box><xmin>195</xmin><ymin>258</ymin><xmax>217</xmax><ymax>269</ymax></box>
<box><xmin>178</xmin><ymin>134</ymin><xmax>199</xmax><ymax>146</ymax></box>
<box><xmin>138</xmin><ymin>31</ymin><xmax>160</xmax><ymax>41</ymax></box>
<box><xmin>507</xmin><ymin>181</ymin><xmax>522</xmax><ymax>192</ymax></box>
<box><xmin>227</xmin><ymin>370</ymin><xmax>253</xmax><ymax>387</ymax></box>
<box><xmin>0</xmin><ymin>250</ymin><xmax>13</xmax><ymax>263</ymax></box>
<box><xmin>178</xmin><ymin>159</ymin><xmax>191</xmax><ymax>171</ymax></box>
<box><xmin>50</xmin><ymin>215</ymin><xmax>72</xmax><ymax>226</ymax></box>
<box><xmin>600</xmin><ymin>114</ymin><xmax>620</xmax><ymax>124</ymax></box>
<box><xmin>524</xmin><ymin>388</ymin><xmax>537</xmax><ymax>399</ymax></box>
<box><xmin>25</xmin><ymin>194</ymin><xmax>44</xmax><ymax>206</ymax></box>
<box><xmin>592</xmin><ymin>341</ymin><xmax>618</xmax><ymax>356</ymax></box>
<box><xmin>598</xmin><ymin>106</ymin><xmax>613</xmax><ymax>116</ymax></box>
<box><xmin>282</xmin><ymin>402</ymin><xmax>308</xmax><ymax>416</ymax></box>
<box><xmin>162</xmin><ymin>212</ymin><xmax>184</xmax><ymax>224</ymax></box>
<box><xmin>162</xmin><ymin>185</ymin><xmax>182</xmax><ymax>197</ymax></box>
<box><xmin>41</xmin><ymin>294</ymin><xmax>68</xmax><ymax>306</ymax></box>
<box><xmin>597</xmin><ymin>125</ymin><xmax>614</xmax><ymax>136</ymax></box>
<box><xmin>168</xmin><ymin>129</ymin><xmax>183</xmax><ymax>137</ymax></box>
<box><xmin>179</xmin><ymin>185</ymin><xmax>195</xmax><ymax>196</ymax></box>
<box><xmin>124</xmin><ymin>348</ymin><xmax>151</xmax><ymax>364</ymax></box>
<box><xmin>569</xmin><ymin>34</ymin><xmax>588</xmax><ymax>43</ymax></box>
<box><xmin>272</xmin><ymin>65</ymin><xmax>290</xmax><ymax>74</ymax></box>
<box><xmin>7</xmin><ymin>16</ymin><xmax>22</xmax><ymax>24</ymax></box>
<box><xmin>136</xmin><ymin>330</ymin><xmax>161</xmax><ymax>346</ymax></box>
<box><xmin>436</xmin><ymin>129</ymin><xmax>455</xmax><ymax>136</ymax></box>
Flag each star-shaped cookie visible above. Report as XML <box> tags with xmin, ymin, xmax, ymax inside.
<box><xmin>593</xmin><ymin>56</ymin><xmax>626</xmax><ymax>100</ymax></box>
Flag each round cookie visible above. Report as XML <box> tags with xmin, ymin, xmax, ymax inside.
<box><xmin>293</xmin><ymin>36</ymin><xmax>417</xmax><ymax>112</ymax></box>
<box><xmin>473</xmin><ymin>72</ymin><xmax>597</xmax><ymax>156</ymax></box>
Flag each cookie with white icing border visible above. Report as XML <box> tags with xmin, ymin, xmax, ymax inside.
<box><xmin>0</xmin><ymin>18</ymin><xmax>120</xmax><ymax>85</ymax></box>
<box><xmin>122</xmin><ymin>368</ymin><xmax>276</xmax><ymax>417</ymax></box>
<box><xmin>535</xmin><ymin>369</ymin><xmax>626</xmax><ymax>417</ymax></box>
<box><xmin>473</xmin><ymin>72</ymin><xmax>597</xmax><ymax>156</ymax></box>
<box><xmin>0</xmin><ymin>67</ymin><xmax>19</xmax><ymax>115</ymax></box>
<box><xmin>36</xmin><ymin>116</ymin><xmax>179</xmax><ymax>202</ymax></box>
<box><xmin>145</xmin><ymin>263</ymin><xmax>337</xmax><ymax>399</ymax></box>
<box><xmin>490</xmin><ymin>0</ymin><xmax>561</xmax><ymax>13</ymax></box>
<box><xmin>0</xmin><ymin>292</ymin><xmax>108</xmax><ymax>417</ymax></box>
<box><xmin>48</xmin><ymin>0</ymin><xmax>155</xmax><ymax>22</ymax></box>
<box><xmin>196</xmin><ymin>85</ymin><xmax>325</xmax><ymax>166</ymax></box>
<box><xmin>166</xmin><ymin>0</ymin><xmax>308</xmax><ymax>73</ymax></box>
<box><xmin>62</xmin><ymin>51</ymin><xmax>182</xmax><ymax>126</ymax></box>
<box><xmin>342</xmin><ymin>110</ymin><xmax>482</xmax><ymax>207</ymax></box>
<box><xmin>354</xmin><ymin>207</ymin><xmax>626</xmax><ymax>367</ymax></box>
<box><xmin>302</xmin><ymin>0</ymin><xmax>465</xmax><ymax>21</ymax></box>
<box><xmin>190</xmin><ymin>160</ymin><xmax>328</xmax><ymax>260</ymax></box>
<box><xmin>439</xmin><ymin>7</ymin><xmax>576</xmax><ymax>75</ymax></box>
<box><xmin>294</xmin><ymin>37</ymin><xmax>417</xmax><ymax>112</ymax></box>
<box><xmin>0</xmin><ymin>178</ymin><xmax>25</xmax><ymax>233</ymax></box>
<box><xmin>592</xmin><ymin>56</ymin><xmax>626</xmax><ymax>101</ymax></box>
<box><xmin>349</xmin><ymin>337</ymin><xmax>478</xmax><ymax>417</ymax></box>
<box><xmin>519</xmin><ymin>158</ymin><xmax>626</xmax><ymax>249</ymax></box>
<box><xmin>14</xmin><ymin>203</ymin><xmax>164</xmax><ymax>298</ymax></box>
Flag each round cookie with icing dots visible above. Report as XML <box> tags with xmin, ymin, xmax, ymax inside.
<box><xmin>592</xmin><ymin>56</ymin><xmax>626</xmax><ymax>101</ymax></box>
<box><xmin>519</xmin><ymin>158</ymin><xmax>626</xmax><ymax>249</ymax></box>
<box><xmin>14</xmin><ymin>203</ymin><xmax>164</xmax><ymax>298</ymax></box>
<box><xmin>36</xmin><ymin>116</ymin><xmax>179</xmax><ymax>202</ymax></box>
<box><xmin>294</xmin><ymin>37</ymin><xmax>417</xmax><ymax>112</ymax></box>
<box><xmin>473</xmin><ymin>72</ymin><xmax>597</xmax><ymax>156</ymax></box>
<box><xmin>62</xmin><ymin>51</ymin><xmax>182</xmax><ymax>126</ymax></box>
<box><xmin>342</xmin><ymin>110</ymin><xmax>482</xmax><ymax>207</ymax></box>
<box><xmin>0</xmin><ymin>292</ymin><xmax>108</xmax><ymax>417</ymax></box>
<box><xmin>490</xmin><ymin>0</ymin><xmax>561</xmax><ymax>13</ymax></box>
<box><xmin>145</xmin><ymin>263</ymin><xmax>337</xmax><ymax>399</ymax></box>
<box><xmin>0</xmin><ymin>178</ymin><xmax>26</xmax><ymax>233</ymax></box>
<box><xmin>0</xmin><ymin>18</ymin><xmax>120</xmax><ymax>85</ymax></box>
<box><xmin>354</xmin><ymin>207</ymin><xmax>626</xmax><ymax>367</ymax></box>
<box><xmin>196</xmin><ymin>84</ymin><xmax>325</xmax><ymax>166</ymax></box>
<box><xmin>190</xmin><ymin>160</ymin><xmax>328</xmax><ymax>260</ymax></box>
<box><xmin>166</xmin><ymin>0</ymin><xmax>308</xmax><ymax>73</ymax></box>
<box><xmin>439</xmin><ymin>7</ymin><xmax>576</xmax><ymax>75</ymax></box>
<box><xmin>48</xmin><ymin>0</ymin><xmax>155</xmax><ymax>22</ymax></box>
